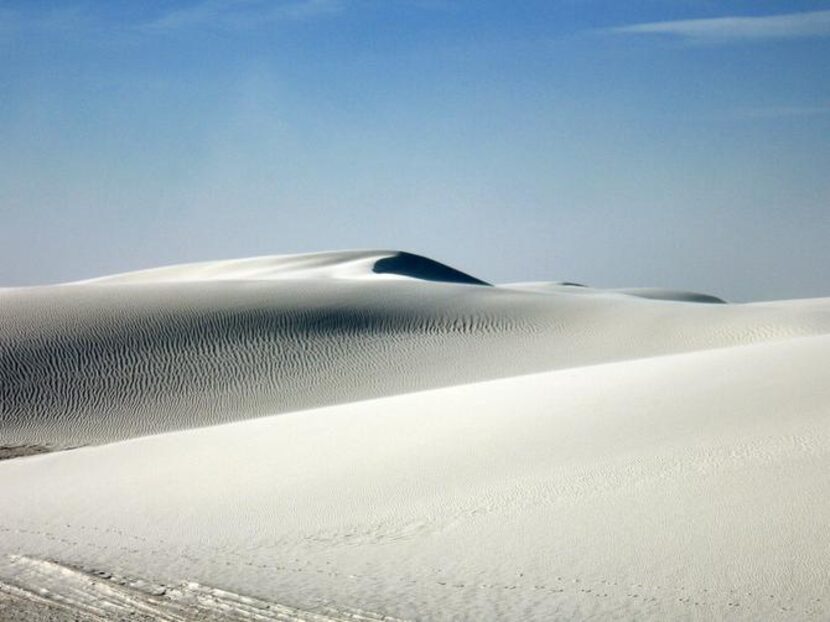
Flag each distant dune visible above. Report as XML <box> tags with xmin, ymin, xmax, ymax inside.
<box><xmin>1</xmin><ymin>251</ymin><xmax>829</xmax><ymax>620</ymax></box>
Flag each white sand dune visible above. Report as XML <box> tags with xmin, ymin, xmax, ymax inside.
<box><xmin>2</xmin><ymin>250</ymin><xmax>830</xmax><ymax>620</ymax></box>
<box><xmin>506</xmin><ymin>281</ymin><xmax>728</xmax><ymax>303</ymax></box>
<box><xmin>3</xmin><ymin>251</ymin><xmax>828</xmax><ymax>449</ymax></box>
<box><xmin>72</xmin><ymin>250</ymin><xmax>490</xmax><ymax>286</ymax></box>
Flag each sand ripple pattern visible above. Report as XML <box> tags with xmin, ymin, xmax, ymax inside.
<box><xmin>3</xmin><ymin>269</ymin><xmax>830</xmax><ymax>449</ymax></box>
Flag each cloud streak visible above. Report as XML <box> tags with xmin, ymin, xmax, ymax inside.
<box><xmin>146</xmin><ymin>0</ymin><xmax>344</xmax><ymax>32</ymax></box>
<box><xmin>609</xmin><ymin>10</ymin><xmax>830</xmax><ymax>42</ymax></box>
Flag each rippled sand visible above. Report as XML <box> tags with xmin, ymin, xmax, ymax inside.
<box><xmin>1</xmin><ymin>250</ymin><xmax>829</xmax><ymax>620</ymax></box>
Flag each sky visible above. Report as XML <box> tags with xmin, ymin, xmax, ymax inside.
<box><xmin>1</xmin><ymin>1</ymin><xmax>828</xmax><ymax>301</ymax></box>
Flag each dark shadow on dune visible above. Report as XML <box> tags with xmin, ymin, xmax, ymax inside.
<box><xmin>0</xmin><ymin>445</ymin><xmax>52</xmax><ymax>461</ymax></box>
<box><xmin>615</xmin><ymin>288</ymin><xmax>727</xmax><ymax>304</ymax></box>
<box><xmin>373</xmin><ymin>252</ymin><xmax>490</xmax><ymax>286</ymax></box>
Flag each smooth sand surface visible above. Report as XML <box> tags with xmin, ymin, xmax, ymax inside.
<box><xmin>1</xmin><ymin>250</ymin><xmax>829</xmax><ymax>620</ymax></box>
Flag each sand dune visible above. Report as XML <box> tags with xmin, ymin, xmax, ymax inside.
<box><xmin>1</xmin><ymin>334</ymin><xmax>829</xmax><ymax>620</ymax></box>
<box><xmin>73</xmin><ymin>250</ymin><xmax>488</xmax><ymax>285</ymax></box>
<box><xmin>2</xmin><ymin>250</ymin><xmax>830</xmax><ymax>620</ymax></box>
<box><xmin>3</xmin><ymin>251</ymin><xmax>829</xmax><ymax>450</ymax></box>
<box><xmin>506</xmin><ymin>281</ymin><xmax>727</xmax><ymax>303</ymax></box>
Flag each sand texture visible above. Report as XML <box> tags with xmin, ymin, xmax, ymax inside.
<box><xmin>1</xmin><ymin>250</ymin><xmax>829</xmax><ymax>620</ymax></box>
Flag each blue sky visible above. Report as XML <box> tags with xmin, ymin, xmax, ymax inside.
<box><xmin>1</xmin><ymin>1</ymin><xmax>828</xmax><ymax>300</ymax></box>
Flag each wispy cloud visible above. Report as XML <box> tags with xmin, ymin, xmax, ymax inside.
<box><xmin>608</xmin><ymin>10</ymin><xmax>830</xmax><ymax>43</ymax></box>
<box><xmin>145</xmin><ymin>0</ymin><xmax>344</xmax><ymax>32</ymax></box>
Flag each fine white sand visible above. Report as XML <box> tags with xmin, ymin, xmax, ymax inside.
<box><xmin>1</xmin><ymin>250</ymin><xmax>829</xmax><ymax>620</ymax></box>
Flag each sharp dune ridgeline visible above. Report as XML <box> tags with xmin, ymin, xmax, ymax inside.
<box><xmin>1</xmin><ymin>250</ymin><xmax>830</xmax><ymax>620</ymax></box>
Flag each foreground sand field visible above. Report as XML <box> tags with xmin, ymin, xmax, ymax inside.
<box><xmin>2</xmin><ymin>251</ymin><xmax>829</xmax><ymax>620</ymax></box>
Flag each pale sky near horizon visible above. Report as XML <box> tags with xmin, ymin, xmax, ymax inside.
<box><xmin>1</xmin><ymin>1</ymin><xmax>828</xmax><ymax>301</ymax></box>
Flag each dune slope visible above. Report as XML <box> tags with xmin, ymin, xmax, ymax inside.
<box><xmin>2</xmin><ymin>250</ymin><xmax>830</xmax><ymax>620</ymax></box>
<box><xmin>2</xmin><ymin>251</ymin><xmax>829</xmax><ymax>449</ymax></box>
<box><xmin>1</xmin><ymin>334</ymin><xmax>829</xmax><ymax>620</ymax></box>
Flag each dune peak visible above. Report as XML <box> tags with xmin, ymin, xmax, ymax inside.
<box><xmin>372</xmin><ymin>251</ymin><xmax>489</xmax><ymax>285</ymax></box>
<box><xmin>70</xmin><ymin>250</ymin><xmax>489</xmax><ymax>287</ymax></box>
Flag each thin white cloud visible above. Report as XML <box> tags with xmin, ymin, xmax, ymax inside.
<box><xmin>146</xmin><ymin>0</ymin><xmax>344</xmax><ymax>31</ymax></box>
<box><xmin>609</xmin><ymin>10</ymin><xmax>830</xmax><ymax>42</ymax></box>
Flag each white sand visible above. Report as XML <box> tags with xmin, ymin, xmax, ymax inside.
<box><xmin>1</xmin><ymin>250</ymin><xmax>829</xmax><ymax>620</ymax></box>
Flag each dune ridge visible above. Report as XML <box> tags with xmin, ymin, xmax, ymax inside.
<box><xmin>70</xmin><ymin>250</ymin><xmax>487</xmax><ymax>286</ymax></box>
<box><xmin>2</xmin><ymin>251</ymin><xmax>829</xmax><ymax>449</ymax></box>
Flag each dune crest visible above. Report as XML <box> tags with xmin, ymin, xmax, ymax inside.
<box><xmin>611</xmin><ymin>287</ymin><xmax>726</xmax><ymax>303</ymax></box>
<box><xmin>506</xmin><ymin>282</ymin><xmax>726</xmax><ymax>303</ymax></box>
<box><xmin>71</xmin><ymin>250</ymin><xmax>487</xmax><ymax>286</ymax></box>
